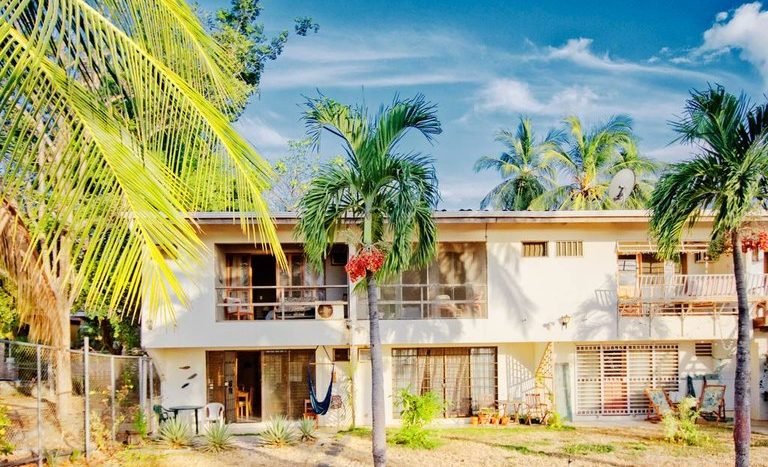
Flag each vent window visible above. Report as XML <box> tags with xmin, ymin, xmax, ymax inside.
<box><xmin>695</xmin><ymin>342</ymin><xmax>713</xmax><ymax>357</ymax></box>
<box><xmin>522</xmin><ymin>242</ymin><xmax>548</xmax><ymax>257</ymax></box>
<box><xmin>556</xmin><ymin>241</ymin><xmax>583</xmax><ymax>257</ymax></box>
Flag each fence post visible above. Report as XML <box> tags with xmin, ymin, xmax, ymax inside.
<box><xmin>139</xmin><ymin>357</ymin><xmax>146</xmax><ymax>424</ymax></box>
<box><xmin>36</xmin><ymin>344</ymin><xmax>42</xmax><ymax>467</ymax></box>
<box><xmin>84</xmin><ymin>337</ymin><xmax>90</xmax><ymax>458</ymax></box>
<box><xmin>110</xmin><ymin>355</ymin><xmax>116</xmax><ymax>441</ymax></box>
<box><xmin>148</xmin><ymin>359</ymin><xmax>155</xmax><ymax>434</ymax></box>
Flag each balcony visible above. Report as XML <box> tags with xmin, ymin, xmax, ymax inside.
<box><xmin>216</xmin><ymin>285</ymin><xmax>348</xmax><ymax>321</ymax></box>
<box><xmin>358</xmin><ymin>283</ymin><xmax>487</xmax><ymax>320</ymax></box>
<box><xmin>618</xmin><ymin>274</ymin><xmax>768</xmax><ymax>316</ymax></box>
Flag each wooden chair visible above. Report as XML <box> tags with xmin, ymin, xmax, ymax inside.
<box><xmin>698</xmin><ymin>384</ymin><xmax>726</xmax><ymax>422</ymax></box>
<box><xmin>236</xmin><ymin>388</ymin><xmax>250</xmax><ymax>420</ymax></box>
<box><xmin>645</xmin><ymin>387</ymin><xmax>674</xmax><ymax>422</ymax></box>
<box><xmin>523</xmin><ymin>391</ymin><xmax>551</xmax><ymax>425</ymax></box>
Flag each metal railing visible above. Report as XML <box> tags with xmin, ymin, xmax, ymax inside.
<box><xmin>215</xmin><ymin>285</ymin><xmax>348</xmax><ymax>321</ymax></box>
<box><xmin>359</xmin><ymin>283</ymin><xmax>487</xmax><ymax>320</ymax></box>
<box><xmin>0</xmin><ymin>338</ymin><xmax>159</xmax><ymax>465</ymax></box>
<box><xmin>618</xmin><ymin>273</ymin><xmax>768</xmax><ymax>316</ymax></box>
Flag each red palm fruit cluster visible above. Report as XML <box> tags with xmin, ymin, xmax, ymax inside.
<box><xmin>345</xmin><ymin>246</ymin><xmax>385</xmax><ymax>282</ymax></box>
<box><xmin>742</xmin><ymin>231</ymin><xmax>768</xmax><ymax>253</ymax></box>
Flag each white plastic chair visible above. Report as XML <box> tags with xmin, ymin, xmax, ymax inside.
<box><xmin>203</xmin><ymin>402</ymin><xmax>225</xmax><ymax>425</ymax></box>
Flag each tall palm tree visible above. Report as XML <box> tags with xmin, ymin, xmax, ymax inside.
<box><xmin>532</xmin><ymin>115</ymin><xmax>657</xmax><ymax>210</ymax></box>
<box><xmin>1</xmin><ymin>0</ymin><xmax>283</xmax><ymax>409</ymax></box>
<box><xmin>649</xmin><ymin>86</ymin><xmax>768</xmax><ymax>467</ymax></box>
<box><xmin>297</xmin><ymin>94</ymin><xmax>441</xmax><ymax>467</ymax></box>
<box><xmin>474</xmin><ymin>117</ymin><xmax>561</xmax><ymax>210</ymax></box>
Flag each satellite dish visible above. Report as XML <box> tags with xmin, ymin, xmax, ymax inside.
<box><xmin>607</xmin><ymin>169</ymin><xmax>636</xmax><ymax>204</ymax></box>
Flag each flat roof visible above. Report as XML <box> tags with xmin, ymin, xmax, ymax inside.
<box><xmin>190</xmin><ymin>209</ymin><xmax>768</xmax><ymax>225</ymax></box>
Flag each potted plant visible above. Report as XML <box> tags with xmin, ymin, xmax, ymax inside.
<box><xmin>478</xmin><ymin>408</ymin><xmax>491</xmax><ymax>425</ymax></box>
<box><xmin>500</xmin><ymin>414</ymin><xmax>510</xmax><ymax>425</ymax></box>
<box><xmin>470</xmin><ymin>414</ymin><xmax>479</xmax><ymax>426</ymax></box>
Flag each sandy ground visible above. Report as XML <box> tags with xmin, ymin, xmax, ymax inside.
<box><xmin>45</xmin><ymin>422</ymin><xmax>768</xmax><ymax>467</ymax></box>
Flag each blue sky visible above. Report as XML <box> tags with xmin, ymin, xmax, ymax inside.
<box><xmin>201</xmin><ymin>1</ymin><xmax>767</xmax><ymax>208</ymax></box>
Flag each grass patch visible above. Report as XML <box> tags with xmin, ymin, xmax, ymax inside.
<box><xmin>622</xmin><ymin>441</ymin><xmax>649</xmax><ymax>452</ymax></box>
<box><xmin>753</xmin><ymin>439</ymin><xmax>768</xmax><ymax>448</ymax></box>
<box><xmin>563</xmin><ymin>443</ymin><xmax>615</xmax><ymax>456</ymax></box>
<box><xmin>501</xmin><ymin>444</ymin><xmax>535</xmax><ymax>455</ymax></box>
<box><xmin>337</xmin><ymin>427</ymin><xmax>372</xmax><ymax>438</ymax></box>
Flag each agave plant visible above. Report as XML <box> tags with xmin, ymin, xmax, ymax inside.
<box><xmin>202</xmin><ymin>423</ymin><xmax>235</xmax><ymax>452</ymax></box>
<box><xmin>297</xmin><ymin>417</ymin><xmax>317</xmax><ymax>442</ymax></box>
<box><xmin>158</xmin><ymin>418</ymin><xmax>192</xmax><ymax>448</ymax></box>
<box><xmin>258</xmin><ymin>416</ymin><xmax>296</xmax><ymax>447</ymax></box>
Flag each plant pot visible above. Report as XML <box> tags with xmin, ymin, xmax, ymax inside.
<box><xmin>470</xmin><ymin>416</ymin><xmax>479</xmax><ymax>426</ymax></box>
<box><xmin>478</xmin><ymin>414</ymin><xmax>488</xmax><ymax>425</ymax></box>
<box><xmin>489</xmin><ymin>416</ymin><xmax>498</xmax><ymax>425</ymax></box>
<box><xmin>500</xmin><ymin>416</ymin><xmax>510</xmax><ymax>426</ymax></box>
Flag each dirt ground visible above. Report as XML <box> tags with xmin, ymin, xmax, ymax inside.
<box><xmin>41</xmin><ymin>422</ymin><xmax>768</xmax><ymax>467</ymax></box>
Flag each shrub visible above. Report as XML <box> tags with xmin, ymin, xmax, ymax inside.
<box><xmin>297</xmin><ymin>418</ymin><xmax>317</xmax><ymax>442</ymax></box>
<box><xmin>158</xmin><ymin>418</ymin><xmax>192</xmax><ymax>448</ymax></box>
<box><xmin>0</xmin><ymin>404</ymin><xmax>13</xmax><ymax>455</ymax></box>
<box><xmin>90</xmin><ymin>411</ymin><xmax>118</xmax><ymax>454</ymax></box>
<box><xmin>202</xmin><ymin>423</ymin><xmax>234</xmax><ymax>452</ymax></box>
<box><xmin>392</xmin><ymin>389</ymin><xmax>443</xmax><ymax>449</ymax></box>
<box><xmin>133</xmin><ymin>410</ymin><xmax>148</xmax><ymax>440</ymax></box>
<box><xmin>259</xmin><ymin>416</ymin><xmax>296</xmax><ymax>447</ymax></box>
<box><xmin>662</xmin><ymin>396</ymin><xmax>709</xmax><ymax>446</ymax></box>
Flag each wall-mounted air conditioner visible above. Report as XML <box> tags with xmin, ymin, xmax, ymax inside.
<box><xmin>315</xmin><ymin>303</ymin><xmax>344</xmax><ymax>320</ymax></box>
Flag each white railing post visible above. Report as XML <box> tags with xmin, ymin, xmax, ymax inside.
<box><xmin>36</xmin><ymin>344</ymin><xmax>42</xmax><ymax>467</ymax></box>
<box><xmin>84</xmin><ymin>337</ymin><xmax>91</xmax><ymax>458</ymax></box>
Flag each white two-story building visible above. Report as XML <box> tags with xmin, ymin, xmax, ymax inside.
<box><xmin>142</xmin><ymin>210</ymin><xmax>768</xmax><ymax>426</ymax></box>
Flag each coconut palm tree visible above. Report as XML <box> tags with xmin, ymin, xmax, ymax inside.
<box><xmin>531</xmin><ymin>115</ymin><xmax>657</xmax><ymax>210</ymax></box>
<box><xmin>1</xmin><ymin>0</ymin><xmax>282</xmax><ymax>411</ymax></box>
<box><xmin>474</xmin><ymin>117</ymin><xmax>562</xmax><ymax>210</ymax></box>
<box><xmin>649</xmin><ymin>86</ymin><xmax>768</xmax><ymax>467</ymax></box>
<box><xmin>296</xmin><ymin>94</ymin><xmax>441</xmax><ymax>467</ymax></box>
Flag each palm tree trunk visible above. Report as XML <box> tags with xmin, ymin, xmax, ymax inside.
<box><xmin>731</xmin><ymin>230</ymin><xmax>751</xmax><ymax>467</ymax></box>
<box><xmin>366</xmin><ymin>270</ymin><xmax>386</xmax><ymax>467</ymax></box>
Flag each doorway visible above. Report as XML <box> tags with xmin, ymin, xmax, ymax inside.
<box><xmin>206</xmin><ymin>349</ymin><xmax>316</xmax><ymax>422</ymax></box>
<box><xmin>251</xmin><ymin>255</ymin><xmax>277</xmax><ymax>319</ymax></box>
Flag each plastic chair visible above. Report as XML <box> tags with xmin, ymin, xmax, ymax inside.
<box><xmin>203</xmin><ymin>402</ymin><xmax>225</xmax><ymax>425</ymax></box>
<box><xmin>153</xmin><ymin>404</ymin><xmax>174</xmax><ymax>423</ymax></box>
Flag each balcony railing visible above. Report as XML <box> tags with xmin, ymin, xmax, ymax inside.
<box><xmin>618</xmin><ymin>274</ymin><xmax>768</xmax><ymax>316</ymax></box>
<box><xmin>216</xmin><ymin>285</ymin><xmax>348</xmax><ymax>321</ymax></box>
<box><xmin>359</xmin><ymin>283</ymin><xmax>487</xmax><ymax>320</ymax></box>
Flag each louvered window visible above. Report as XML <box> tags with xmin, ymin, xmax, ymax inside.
<box><xmin>522</xmin><ymin>242</ymin><xmax>548</xmax><ymax>257</ymax></box>
<box><xmin>695</xmin><ymin>342</ymin><xmax>713</xmax><ymax>357</ymax></box>
<box><xmin>556</xmin><ymin>241</ymin><xmax>583</xmax><ymax>257</ymax></box>
<box><xmin>576</xmin><ymin>344</ymin><xmax>678</xmax><ymax>416</ymax></box>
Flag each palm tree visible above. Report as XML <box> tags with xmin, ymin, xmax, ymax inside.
<box><xmin>474</xmin><ymin>117</ymin><xmax>561</xmax><ymax>210</ymax></box>
<box><xmin>649</xmin><ymin>86</ymin><xmax>768</xmax><ymax>467</ymax></box>
<box><xmin>1</xmin><ymin>0</ymin><xmax>282</xmax><ymax>410</ymax></box>
<box><xmin>297</xmin><ymin>94</ymin><xmax>441</xmax><ymax>467</ymax></box>
<box><xmin>532</xmin><ymin>115</ymin><xmax>657</xmax><ymax>210</ymax></box>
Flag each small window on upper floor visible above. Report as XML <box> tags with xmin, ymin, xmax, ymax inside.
<box><xmin>556</xmin><ymin>241</ymin><xmax>583</xmax><ymax>257</ymax></box>
<box><xmin>333</xmin><ymin>348</ymin><xmax>350</xmax><ymax>362</ymax></box>
<box><xmin>695</xmin><ymin>342</ymin><xmax>713</xmax><ymax>357</ymax></box>
<box><xmin>522</xmin><ymin>241</ymin><xmax>548</xmax><ymax>257</ymax></box>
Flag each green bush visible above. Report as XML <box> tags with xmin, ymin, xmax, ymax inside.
<box><xmin>259</xmin><ymin>416</ymin><xmax>296</xmax><ymax>447</ymax></box>
<box><xmin>297</xmin><ymin>418</ymin><xmax>317</xmax><ymax>441</ymax></box>
<box><xmin>662</xmin><ymin>396</ymin><xmax>709</xmax><ymax>446</ymax></box>
<box><xmin>0</xmin><ymin>404</ymin><xmax>13</xmax><ymax>455</ymax></box>
<box><xmin>133</xmin><ymin>410</ymin><xmax>148</xmax><ymax>440</ymax></box>
<box><xmin>392</xmin><ymin>389</ymin><xmax>443</xmax><ymax>449</ymax></box>
<box><xmin>202</xmin><ymin>423</ymin><xmax>234</xmax><ymax>452</ymax></box>
<box><xmin>158</xmin><ymin>418</ymin><xmax>192</xmax><ymax>448</ymax></box>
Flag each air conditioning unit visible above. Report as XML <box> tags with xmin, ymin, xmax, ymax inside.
<box><xmin>315</xmin><ymin>303</ymin><xmax>344</xmax><ymax>320</ymax></box>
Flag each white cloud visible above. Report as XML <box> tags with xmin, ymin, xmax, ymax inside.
<box><xmin>474</xmin><ymin>79</ymin><xmax>598</xmax><ymax>116</ymax></box>
<box><xmin>234</xmin><ymin>117</ymin><xmax>289</xmax><ymax>151</ymax></box>
<box><xmin>716</xmin><ymin>11</ymin><xmax>729</xmax><ymax>22</ymax></box>
<box><xmin>542</xmin><ymin>38</ymin><xmax>714</xmax><ymax>80</ymax></box>
<box><xmin>697</xmin><ymin>2</ymin><xmax>768</xmax><ymax>86</ymax></box>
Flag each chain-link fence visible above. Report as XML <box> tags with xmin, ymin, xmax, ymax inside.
<box><xmin>0</xmin><ymin>338</ymin><xmax>160</xmax><ymax>465</ymax></box>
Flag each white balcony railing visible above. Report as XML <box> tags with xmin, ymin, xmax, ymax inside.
<box><xmin>618</xmin><ymin>273</ymin><xmax>768</xmax><ymax>316</ymax></box>
<box><xmin>215</xmin><ymin>285</ymin><xmax>348</xmax><ymax>321</ymax></box>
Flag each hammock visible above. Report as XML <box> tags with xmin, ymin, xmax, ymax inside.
<box><xmin>308</xmin><ymin>365</ymin><xmax>334</xmax><ymax>415</ymax></box>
